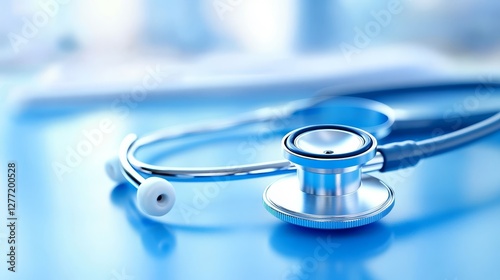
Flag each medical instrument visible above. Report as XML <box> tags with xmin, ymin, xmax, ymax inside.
<box><xmin>106</xmin><ymin>83</ymin><xmax>500</xmax><ymax>229</ymax></box>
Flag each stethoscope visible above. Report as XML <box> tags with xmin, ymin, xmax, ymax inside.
<box><xmin>106</xmin><ymin>83</ymin><xmax>500</xmax><ymax>229</ymax></box>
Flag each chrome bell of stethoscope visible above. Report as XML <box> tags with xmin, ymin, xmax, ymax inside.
<box><xmin>263</xmin><ymin>124</ymin><xmax>395</xmax><ymax>229</ymax></box>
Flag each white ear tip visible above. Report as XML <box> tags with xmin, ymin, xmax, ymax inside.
<box><xmin>106</xmin><ymin>158</ymin><xmax>126</xmax><ymax>183</ymax></box>
<box><xmin>137</xmin><ymin>177</ymin><xmax>176</xmax><ymax>217</ymax></box>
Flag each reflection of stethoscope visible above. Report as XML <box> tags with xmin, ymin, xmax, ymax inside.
<box><xmin>106</xmin><ymin>83</ymin><xmax>500</xmax><ymax>229</ymax></box>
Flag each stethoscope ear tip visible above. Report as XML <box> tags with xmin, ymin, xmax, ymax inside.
<box><xmin>106</xmin><ymin>157</ymin><xmax>127</xmax><ymax>184</ymax></box>
<box><xmin>137</xmin><ymin>177</ymin><xmax>176</xmax><ymax>217</ymax></box>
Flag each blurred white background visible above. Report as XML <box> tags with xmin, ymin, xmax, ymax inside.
<box><xmin>1</xmin><ymin>0</ymin><xmax>500</xmax><ymax>98</ymax></box>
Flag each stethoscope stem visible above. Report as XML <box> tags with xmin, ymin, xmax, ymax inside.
<box><xmin>120</xmin><ymin>112</ymin><xmax>500</xmax><ymax>183</ymax></box>
<box><xmin>119</xmin><ymin>134</ymin><xmax>144</xmax><ymax>187</ymax></box>
<box><xmin>362</xmin><ymin>152</ymin><xmax>384</xmax><ymax>173</ymax></box>
<box><xmin>121</xmin><ymin>131</ymin><xmax>386</xmax><ymax>185</ymax></box>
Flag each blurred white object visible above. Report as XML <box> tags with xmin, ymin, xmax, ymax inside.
<box><xmin>73</xmin><ymin>0</ymin><xmax>144</xmax><ymax>52</ymax></box>
<box><xmin>10</xmin><ymin>45</ymin><xmax>456</xmax><ymax>108</ymax></box>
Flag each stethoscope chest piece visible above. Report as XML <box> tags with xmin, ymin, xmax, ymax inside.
<box><xmin>263</xmin><ymin>125</ymin><xmax>395</xmax><ymax>229</ymax></box>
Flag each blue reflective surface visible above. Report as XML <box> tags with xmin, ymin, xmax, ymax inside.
<box><xmin>1</xmin><ymin>85</ymin><xmax>500</xmax><ymax>280</ymax></box>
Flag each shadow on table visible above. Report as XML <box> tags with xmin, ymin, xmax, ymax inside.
<box><xmin>111</xmin><ymin>183</ymin><xmax>177</xmax><ymax>258</ymax></box>
<box><xmin>269</xmin><ymin>190</ymin><xmax>500</xmax><ymax>279</ymax></box>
